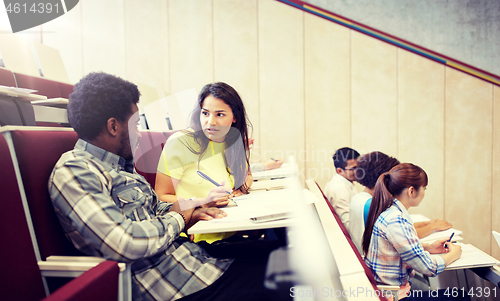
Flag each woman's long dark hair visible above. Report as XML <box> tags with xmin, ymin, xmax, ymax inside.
<box><xmin>362</xmin><ymin>163</ymin><xmax>428</xmax><ymax>254</ymax></box>
<box><xmin>182</xmin><ymin>82</ymin><xmax>252</xmax><ymax>193</ymax></box>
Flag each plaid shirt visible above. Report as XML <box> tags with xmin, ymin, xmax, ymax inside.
<box><xmin>364</xmin><ymin>199</ymin><xmax>445</xmax><ymax>286</ymax></box>
<box><xmin>49</xmin><ymin>139</ymin><xmax>232</xmax><ymax>301</ymax></box>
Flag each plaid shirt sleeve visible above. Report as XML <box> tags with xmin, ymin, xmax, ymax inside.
<box><xmin>49</xmin><ymin>156</ymin><xmax>185</xmax><ymax>263</ymax></box>
<box><xmin>386</xmin><ymin>215</ymin><xmax>446</xmax><ymax>277</ymax></box>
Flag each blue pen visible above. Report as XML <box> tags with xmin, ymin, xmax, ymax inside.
<box><xmin>271</xmin><ymin>157</ymin><xmax>279</xmax><ymax>162</ymax></box>
<box><xmin>197</xmin><ymin>170</ymin><xmax>232</xmax><ymax>195</ymax></box>
<box><xmin>444</xmin><ymin>232</ymin><xmax>455</xmax><ymax>248</ymax></box>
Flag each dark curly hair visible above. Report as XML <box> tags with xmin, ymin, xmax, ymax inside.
<box><xmin>355</xmin><ymin>151</ymin><xmax>400</xmax><ymax>189</ymax></box>
<box><xmin>68</xmin><ymin>72</ymin><xmax>140</xmax><ymax>141</ymax></box>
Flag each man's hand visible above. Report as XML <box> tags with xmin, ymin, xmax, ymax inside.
<box><xmin>186</xmin><ymin>207</ymin><xmax>227</xmax><ymax>230</ymax></box>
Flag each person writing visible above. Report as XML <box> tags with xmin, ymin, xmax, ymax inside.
<box><xmin>350</xmin><ymin>152</ymin><xmax>452</xmax><ymax>255</ymax></box>
<box><xmin>363</xmin><ymin>163</ymin><xmax>463</xmax><ymax>300</ymax></box>
<box><xmin>155</xmin><ymin>82</ymin><xmax>253</xmax><ymax>244</ymax></box>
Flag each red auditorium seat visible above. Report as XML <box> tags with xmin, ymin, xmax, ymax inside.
<box><xmin>42</xmin><ymin>261</ymin><xmax>119</xmax><ymax>301</ymax></box>
<box><xmin>1</xmin><ymin>130</ymin><xmax>120</xmax><ymax>301</ymax></box>
<box><xmin>13</xmin><ymin>73</ymin><xmax>63</xmax><ymax>99</ymax></box>
<box><xmin>0</xmin><ymin>67</ymin><xmax>17</xmax><ymax>87</ymax></box>
<box><xmin>0</xmin><ymin>132</ymin><xmax>47</xmax><ymax>300</ymax></box>
<box><xmin>135</xmin><ymin>130</ymin><xmax>177</xmax><ymax>189</ymax></box>
<box><xmin>9</xmin><ymin>128</ymin><xmax>83</xmax><ymax>260</ymax></box>
<box><xmin>58</xmin><ymin>82</ymin><xmax>74</xmax><ymax>99</ymax></box>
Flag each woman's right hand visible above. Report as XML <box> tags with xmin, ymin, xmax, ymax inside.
<box><xmin>443</xmin><ymin>242</ymin><xmax>462</xmax><ymax>266</ymax></box>
<box><xmin>202</xmin><ymin>180</ymin><xmax>231</xmax><ymax>208</ymax></box>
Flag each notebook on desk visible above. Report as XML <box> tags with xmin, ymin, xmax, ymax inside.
<box><xmin>433</xmin><ymin>243</ymin><xmax>500</xmax><ymax>270</ymax></box>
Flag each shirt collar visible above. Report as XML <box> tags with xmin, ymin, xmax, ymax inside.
<box><xmin>334</xmin><ymin>173</ymin><xmax>354</xmax><ymax>188</ymax></box>
<box><xmin>392</xmin><ymin>198</ymin><xmax>413</xmax><ymax>223</ymax></box>
<box><xmin>75</xmin><ymin>139</ymin><xmax>134</xmax><ymax>173</ymax></box>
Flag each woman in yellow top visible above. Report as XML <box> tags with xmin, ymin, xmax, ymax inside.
<box><xmin>155</xmin><ymin>82</ymin><xmax>253</xmax><ymax>244</ymax></box>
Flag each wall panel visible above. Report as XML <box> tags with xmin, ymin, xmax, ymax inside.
<box><xmin>445</xmin><ymin>67</ymin><xmax>493</xmax><ymax>253</ymax></box>
<box><xmin>168</xmin><ymin>0</ymin><xmax>213</xmax><ymax>94</ymax></box>
<box><xmin>398</xmin><ymin>49</ymin><xmax>445</xmax><ymax>219</ymax></box>
<box><xmin>81</xmin><ymin>0</ymin><xmax>125</xmax><ymax>78</ymax></box>
<box><xmin>351</xmin><ymin>31</ymin><xmax>398</xmax><ymax>157</ymax></box>
<box><xmin>258</xmin><ymin>0</ymin><xmax>304</xmax><ymax>174</ymax></box>
<box><xmin>493</xmin><ymin>85</ymin><xmax>500</xmax><ymax>260</ymax></box>
<box><xmin>213</xmin><ymin>0</ymin><xmax>259</xmax><ymax>161</ymax></box>
<box><xmin>304</xmin><ymin>13</ymin><xmax>350</xmax><ymax>188</ymax></box>
<box><xmin>125</xmin><ymin>0</ymin><xmax>168</xmax><ymax>92</ymax></box>
<box><xmin>42</xmin><ymin>5</ymin><xmax>82</xmax><ymax>84</ymax></box>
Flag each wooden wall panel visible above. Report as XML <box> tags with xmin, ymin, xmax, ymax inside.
<box><xmin>351</xmin><ymin>31</ymin><xmax>398</xmax><ymax>157</ymax></box>
<box><xmin>304</xmin><ymin>13</ymin><xmax>350</xmax><ymax>188</ymax></box>
<box><xmin>258</xmin><ymin>0</ymin><xmax>305</xmax><ymax>174</ymax></box>
<box><xmin>398</xmin><ymin>49</ymin><xmax>446</xmax><ymax>219</ymax></box>
<box><xmin>493</xmin><ymin>85</ymin><xmax>500</xmax><ymax>260</ymax></box>
<box><xmin>125</xmin><ymin>0</ymin><xmax>168</xmax><ymax>92</ymax></box>
<box><xmin>168</xmin><ymin>0</ymin><xmax>213</xmax><ymax>94</ymax></box>
<box><xmin>213</xmin><ymin>0</ymin><xmax>260</xmax><ymax>161</ymax></box>
<box><xmin>445</xmin><ymin>67</ymin><xmax>493</xmax><ymax>253</ymax></box>
<box><xmin>81</xmin><ymin>0</ymin><xmax>125</xmax><ymax>78</ymax></box>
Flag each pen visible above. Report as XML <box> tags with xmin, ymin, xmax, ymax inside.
<box><xmin>447</xmin><ymin>232</ymin><xmax>455</xmax><ymax>242</ymax></box>
<box><xmin>270</xmin><ymin>157</ymin><xmax>279</xmax><ymax>162</ymax></box>
<box><xmin>196</xmin><ymin>170</ymin><xmax>232</xmax><ymax>195</ymax></box>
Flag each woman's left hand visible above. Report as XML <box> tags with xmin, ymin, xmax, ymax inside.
<box><xmin>231</xmin><ymin>189</ymin><xmax>243</xmax><ymax>197</ymax></box>
<box><xmin>426</xmin><ymin>238</ymin><xmax>449</xmax><ymax>254</ymax></box>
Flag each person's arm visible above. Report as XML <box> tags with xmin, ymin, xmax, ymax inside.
<box><xmin>155</xmin><ymin>172</ymin><xmax>180</xmax><ymax>203</ymax></box>
<box><xmin>50</xmin><ymin>159</ymin><xmax>184</xmax><ymax>263</ymax></box>
<box><xmin>423</xmin><ymin>238</ymin><xmax>462</xmax><ymax>267</ymax></box>
<box><xmin>415</xmin><ymin>219</ymin><xmax>452</xmax><ymax>238</ymax></box>
<box><xmin>386</xmin><ymin>216</ymin><xmax>446</xmax><ymax>277</ymax></box>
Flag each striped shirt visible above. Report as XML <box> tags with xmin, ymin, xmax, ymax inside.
<box><xmin>48</xmin><ymin>139</ymin><xmax>232</xmax><ymax>300</ymax></box>
<box><xmin>364</xmin><ymin>199</ymin><xmax>445</xmax><ymax>286</ymax></box>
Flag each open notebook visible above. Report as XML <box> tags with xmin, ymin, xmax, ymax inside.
<box><xmin>431</xmin><ymin>243</ymin><xmax>500</xmax><ymax>270</ymax></box>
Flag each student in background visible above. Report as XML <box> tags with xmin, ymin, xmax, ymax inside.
<box><xmin>363</xmin><ymin>163</ymin><xmax>463</xmax><ymax>300</ymax></box>
<box><xmin>350</xmin><ymin>152</ymin><xmax>452</xmax><ymax>255</ymax></box>
<box><xmin>324</xmin><ymin>147</ymin><xmax>360</xmax><ymax>229</ymax></box>
<box><xmin>349</xmin><ymin>151</ymin><xmax>400</xmax><ymax>255</ymax></box>
<box><xmin>155</xmin><ymin>82</ymin><xmax>253</xmax><ymax>244</ymax></box>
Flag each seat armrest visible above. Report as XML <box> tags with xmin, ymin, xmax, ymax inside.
<box><xmin>41</xmin><ymin>261</ymin><xmax>119</xmax><ymax>301</ymax></box>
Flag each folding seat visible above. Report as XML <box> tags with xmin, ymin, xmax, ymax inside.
<box><xmin>13</xmin><ymin>73</ymin><xmax>62</xmax><ymax>99</ymax></box>
<box><xmin>0</xmin><ymin>129</ymin><xmax>120</xmax><ymax>301</ymax></box>
<box><xmin>135</xmin><ymin>130</ymin><xmax>177</xmax><ymax>189</ymax></box>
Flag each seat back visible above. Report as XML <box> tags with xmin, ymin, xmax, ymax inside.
<box><xmin>0</xmin><ymin>132</ymin><xmax>47</xmax><ymax>300</ymax></box>
<box><xmin>58</xmin><ymin>82</ymin><xmax>74</xmax><ymax>99</ymax></box>
<box><xmin>14</xmin><ymin>73</ymin><xmax>63</xmax><ymax>98</ymax></box>
<box><xmin>0</xmin><ymin>67</ymin><xmax>17</xmax><ymax>86</ymax></box>
<box><xmin>135</xmin><ymin>130</ymin><xmax>177</xmax><ymax>189</ymax></box>
<box><xmin>8</xmin><ymin>128</ymin><xmax>84</xmax><ymax>260</ymax></box>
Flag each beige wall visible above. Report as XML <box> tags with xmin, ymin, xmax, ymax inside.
<box><xmin>40</xmin><ymin>0</ymin><xmax>499</xmax><ymax>255</ymax></box>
